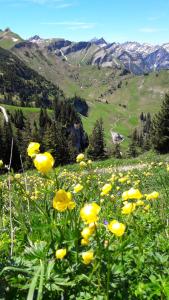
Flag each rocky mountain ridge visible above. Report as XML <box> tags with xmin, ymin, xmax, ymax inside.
<box><xmin>27</xmin><ymin>36</ymin><xmax>169</xmax><ymax>74</ymax></box>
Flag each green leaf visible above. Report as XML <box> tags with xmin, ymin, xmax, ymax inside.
<box><xmin>27</xmin><ymin>265</ymin><xmax>41</xmax><ymax>300</ymax></box>
<box><xmin>37</xmin><ymin>261</ymin><xmax>45</xmax><ymax>300</ymax></box>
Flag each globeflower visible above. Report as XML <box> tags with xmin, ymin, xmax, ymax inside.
<box><xmin>81</xmin><ymin>238</ymin><xmax>89</xmax><ymax>246</ymax></box>
<box><xmin>53</xmin><ymin>189</ymin><xmax>75</xmax><ymax>212</ymax></box>
<box><xmin>101</xmin><ymin>183</ymin><xmax>112</xmax><ymax>196</ymax></box>
<box><xmin>136</xmin><ymin>200</ymin><xmax>144</xmax><ymax>206</ymax></box>
<box><xmin>80</xmin><ymin>203</ymin><xmax>100</xmax><ymax>224</ymax></box>
<box><xmin>56</xmin><ymin>248</ymin><xmax>67</xmax><ymax>259</ymax></box>
<box><xmin>76</xmin><ymin>153</ymin><xmax>85</xmax><ymax>163</ymax></box>
<box><xmin>146</xmin><ymin>191</ymin><xmax>159</xmax><ymax>200</ymax></box>
<box><xmin>82</xmin><ymin>250</ymin><xmax>94</xmax><ymax>264</ymax></box>
<box><xmin>33</xmin><ymin>152</ymin><xmax>54</xmax><ymax>174</ymax></box>
<box><xmin>122</xmin><ymin>188</ymin><xmax>142</xmax><ymax>200</ymax></box>
<box><xmin>81</xmin><ymin>227</ymin><xmax>93</xmax><ymax>239</ymax></box>
<box><xmin>73</xmin><ymin>183</ymin><xmax>83</xmax><ymax>193</ymax></box>
<box><xmin>27</xmin><ymin>142</ymin><xmax>40</xmax><ymax>158</ymax></box>
<box><xmin>81</xmin><ymin>223</ymin><xmax>96</xmax><ymax>240</ymax></box>
<box><xmin>108</xmin><ymin>220</ymin><xmax>126</xmax><ymax>237</ymax></box>
<box><xmin>118</xmin><ymin>176</ymin><xmax>129</xmax><ymax>183</ymax></box>
<box><xmin>79</xmin><ymin>161</ymin><xmax>87</xmax><ymax>168</ymax></box>
<box><xmin>121</xmin><ymin>202</ymin><xmax>136</xmax><ymax>214</ymax></box>
<box><xmin>0</xmin><ymin>160</ymin><xmax>3</xmax><ymax>168</ymax></box>
<box><xmin>87</xmin><ymin>160</ymin><xmax>92</xmax><ymax>165</ymax></box>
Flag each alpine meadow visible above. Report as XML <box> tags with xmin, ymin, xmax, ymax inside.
<box><xmin>0</xmin><ymin>0</ymin><xmax>169</xmax><ymax>299</ymax></box>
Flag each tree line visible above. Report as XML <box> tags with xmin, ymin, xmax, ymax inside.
<box><xmin>0</xmin><ymin>93</ymin><xmax>169</xmax><ymax>172</ymax></box>
<box><xmin>0</xmin><ymin>99</ymin><xmax>88</xmax><ymax>171</ymax></box>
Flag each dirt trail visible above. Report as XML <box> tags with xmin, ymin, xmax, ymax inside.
<box><xmin>97</xmin><ymin>163</ymin><xmax>147</xmax><ymax>174</ymax></box>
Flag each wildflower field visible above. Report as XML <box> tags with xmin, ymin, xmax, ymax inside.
<box><xmin>0</xmin><ymin>146</ymin><xmax>169</xmax><ymax>300</ymax></box>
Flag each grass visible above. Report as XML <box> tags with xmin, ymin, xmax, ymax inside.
<box><xmin>0</xmin><ymin>151</ymin><xmax>169</xmax><ymax>299</ymax></box>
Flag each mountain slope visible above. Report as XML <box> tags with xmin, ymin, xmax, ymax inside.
<box><xmin>0</xmin><ymin>47</ymin><xmax>62</xmax><ymax>107</ymax></box>
<box><xmin>0</xmin><ymin>28</ymin><xmax>23</xmax><ymax>49</ymax></box>
<box><xmin>82</xmin><ymin>70</ymin><xmax>169</xmax><ymax>146</ymax></box>
<box><xmin>2</xmin><ymin>70</ymin><xmax>169</xmax><ymax>149</ymax></box>
<box><xmin>12</xmin><ymin>40</ymin><xmax>129</xmax><ymax>100</ymax></box>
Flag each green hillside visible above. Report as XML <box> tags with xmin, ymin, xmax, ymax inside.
<box><xmin>0</xmin><ymin>28</ymin><xmax>23</xmax><ymax>49</ymax></box>
<box><xmin>0</xmin><ymin>47</ymin><xmax>62</xmax><ymax>107</ymax></box>
<box><xmin>1</xmin><ymin>70</ymin><xmax>169</xmax><ymax>150</ymax></box>
<box><xmin>83</xmin><ymin>70</ymin><xmax>169</xmax><ymax>146</ymax></box>
<box><xmin>12</xmin><ymin>44</ymin><xmax>129</xmax><ymax>100</ymax></box>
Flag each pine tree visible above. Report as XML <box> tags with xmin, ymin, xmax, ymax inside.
<box><xmin>127</xmin><ymin>141</ymin><xmax>138</xmax><ymax>158</ymax></box>
<box><xmin>43</xmin><ymin>121</ymin><xmax>70</xmax><ymax>166</ymax></box>
<box><xmin>87</xmin><ymin>119</ymin><xmax>106</xmax><ymax>160</ymax></box>
<box><xmin>151</xmin><ymin>94</ymin><xmax>169</xmax><ymax>153</ymax></box>
<box><xmin>142</xmin><ymin>134</ymin><xmax>151</xmax><ymax>152</ymax></box>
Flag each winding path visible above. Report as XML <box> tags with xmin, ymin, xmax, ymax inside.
<box><xmin>0</xmin><ymin>106</ymin><xmax>8</xmax><ymax>122</ymax></box>
<box><xmin>97</xmin><ymin>163</ymin><xmax>147</xmax><ymax>174</ymax></box>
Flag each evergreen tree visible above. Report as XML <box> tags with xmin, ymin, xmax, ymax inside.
<box><xmin>142</xmin><ymin>134</ymin><xmax>151</xmax><ymax>152</ymax></box>
<box><xmin>143</xmin><ymin>112</ymin><xmax>151</xmax><ymax>134</ymax></box>
<box><xmin>32</xmin><ymin>121</ymin><xmax>40</xmax><ymax>141</ymax></box>
<box><xmin>43</xmin><ymin>121</ymin><xmax>70</xmax><ymax>166</ymax></box>
<box><xmin>151</xmin><ymin>94</ymin><xmax>169</xmax><ymax>153</ymax></box>
<box><xmin>127</xmin><ymin>141</ymin><xmax>138</xmax><ymax>158</ymax></box>
<box><xmin>87</xmin><ymin>119</ymin><xmax>106</xmax><ymax>160</ymax></box>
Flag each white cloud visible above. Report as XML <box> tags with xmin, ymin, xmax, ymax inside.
<box><xmin>139</xmin><ymin>27</ymin><xmax>168</xmax><ymax>33</ymax></box>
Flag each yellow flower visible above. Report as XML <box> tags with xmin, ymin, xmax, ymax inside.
<box><xmin>14</xmin><ymin>173</ymin><xmax>21</xmax><ymax>180</ymax></box>
<box><xmin>122</xmin><ymin>188</ymin><xmax>142</xmax><ymax>200</ymax></box>
<box><xmin>122</xmin><ymin>202</ymin><xmax>136</xmax><ymax>214</ymax></box>
<box><xmin>33</xmin><ymin>152</ymin><xmax>54</xmax><ymax>174</ymax></box>
<box><xmin>27</xmin><ymin>142</ymin><xmax>40</xmax><ymax>158</ymax></box>
<box><xmin>118</xmin><ymin>176</ymin><xmax>129</xmax><ymax>183</ymax></box>
<box><xmin>136</xmin><ymin>200</ymin><xmax>144</xmax><ymax>206</ymax></box>
<box><xmin>87</xmin><ymin>160</ymin><xmax>92</xmax><ymax>165</ymax></box>
<box><xmin>73</xmin><ymin>184</ymin><xmax>83</xmax><ymax>193</ymax></box>
<box><xmin>56</xmin><ymin>248</ymin><xmax>67</xmax><ymax>259</ymax></box>
<box><xmin>81</xmin><ymin>227</ymin><xmax>92</xmax><ymax>239</ymax></box>
<box><xmin>146</xmin><ymin>191</ymin><xmax>159</xmax><ymax>200</ymax></box>
<box><xmin>0</xmin><ymin>160</ymin><xmax>3</xmax><ymax>168</ymax></box>
<box><xmin>81</xmin><ymin>239</ymin><xmax>89</xmax><ymax>246</ymax></box>
<box><xmin>80</xmin><ymin>203</ymin><xmax>100</xmax><ymax>224</ymax></box>
<box><xmin>108</xmin><ymin>220</ymin><xmax>126</xmax><ymax>237</ymax></box>
<box><xmin>53</xmin><ymin>189</ymin><xmax>75</xmax><ymax>212</ymax></box>
<box><xmin>101</xmin><ymin>183</ymin><xmax>112</xmax><ymax>195</ymax></box>
<box><xmin>167</xmin><ymin>164</ymin><xmax>169</xmax><ymax>172</ymax></box>
<box><xmin>76</xmin><ymin>153</ymin><xmax>85</xmax><ymax>163</ymax></box>
<box><xmin>82</xmin><ymin>250</ymin><xmax>94</xmax><ymax>264</ymax></box>
<box><xmin>79</xmin><ymin>161</ymin><xmax>87</xmax><ymax>168</ymax></box>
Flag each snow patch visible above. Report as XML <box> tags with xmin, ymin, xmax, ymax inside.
<box><xmin>12</xmin><ymin>37</ymin><xmax>18</xmax><ymax>42</ymax></box>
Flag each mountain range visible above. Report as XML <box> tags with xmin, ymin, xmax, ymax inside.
<box><xmin>1</xmin><ymin>28</ymin><xmax>169</xmax><ymax>76</ymax></box>
<box><xmin>0</xmin><ymin>28</ymin><xmax>169</xmax><ymax>146</ymax></box>
<box><xmin>28</xmin><ymin>35</ymin><xmax>169</xmax><ymax>75</ymax></box>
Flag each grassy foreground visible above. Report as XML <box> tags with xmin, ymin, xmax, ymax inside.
<box><xmin>0</xmin><ymin>153</ymin><xmax>169</xmax><ymax>299</ymax></box>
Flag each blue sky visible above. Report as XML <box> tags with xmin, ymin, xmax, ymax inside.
<box><xmin>0</xmin><ymin>0</ymin><xmax>169</xmax><ymax>44</ymax></box>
